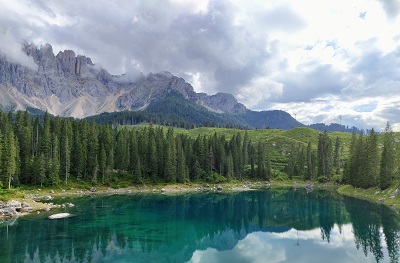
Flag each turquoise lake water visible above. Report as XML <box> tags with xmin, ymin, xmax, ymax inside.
<box><xmin>0</xmin><ymin>189</ymin><xmax>399</xmax><ymax>263</ymax></box>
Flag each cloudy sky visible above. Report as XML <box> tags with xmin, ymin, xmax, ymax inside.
<box><xmin>1</xmin><ymin>0</ymin><xmax>400</xmax><ymax>131</ymax></box>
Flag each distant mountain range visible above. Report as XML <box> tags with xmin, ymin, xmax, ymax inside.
<box><xmin>0</xmin><ymin>43</ymin><xmax>361</xmax><ymax>132</ymax></box>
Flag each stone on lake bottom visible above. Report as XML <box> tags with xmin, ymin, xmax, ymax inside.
<box><xmin>48</xmin><ymin>213</ymin><xmax>72</xmax><ymax>219</ymax></box>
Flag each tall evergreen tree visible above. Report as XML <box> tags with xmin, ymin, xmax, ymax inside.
<box><xmin>60</xmin><ymin>120</ymin><xmax>72</xmax><ymax>186</ymax></box>
<box><xmin>306</xmin><ymin>141</ymin><xmax>315</xmax><ymax>180</ymax></box>
<box><xmin>317</xmin><ymin>132</ymin><xmax>333</xmax><ymax>180</ymax></box>
<box><xmin>2</xmin><ymin>124</ymin><xmax>18</xmax><ymax>189</ymax></box>
<box><xmin>87</xmin><ymin>122</ymin><xmax>99</xmax><ymax>184</ymax></box>
<box><xmin>344</xmin><ymin>131</ymin><xmax>357</xmax><ymax>184</ymax></box>
<box><xmin>48</xmin><ymin>133</ymin><xmax>60</xmax><ymax>185</ymax></box>
<box><xmin>363</xmin><ymin>129</ymin><xmax>379</xmax><ymax>188</ymax></box>
<box><xmin>287</xmin><ymin>143</ymin><xmax>295</xmax><ymax>180</ymax></box>
<box><xmin>333</xmin><ymin>137</ymin><xmax>341</xmax><ymax>175</ymax></box>
<box><xmin>164</xmin><ymin>128</ymin><xmax>176</xmax><ymax>182</ymax></box>
<box><xmin>380</xmin><ymin>122</ymin><xmax>396</xmax><ymax>190</ymax></box>
<box><xmin>14</xmin><ymin>111</ymin><xmax>32</xmax><ymax>184</ymax></box>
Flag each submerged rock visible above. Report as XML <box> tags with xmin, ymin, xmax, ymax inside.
<box><xmin>48</xmin><ymin>213</ymin><xmax>72</xmax><ymax>219</ymax></box>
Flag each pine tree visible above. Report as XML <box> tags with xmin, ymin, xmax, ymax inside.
<box><xmin>333</xmin><ymin>137</ymin><xmax>341</xmax><ymax>175</ymax></box>
<box><xmin>48</xmin><ymin>133</ymin><xmax>60</xmax><ymax>185</ymax></box>
<box><xmin>133</xmin><ymin>158</ymin><xmax>142</xmax><ymax>183</ymax></box>
<box><xmin>257</xmin><ymin>140</ymin><xmax>267</xmax><ymax>180</ymax></box>
<box><xmin>344</xmin><ymin>132</ymin><xmax>357</xmax><ymax>184</ymax></box>
<box><xmin>147</xmin><ymin>127</ymin><xmax>158</xmax><ymax>182</ymax></box>
<box><xmin>164</xmin><ymin>129</ymin><xmax>176</xmax><ymax>182</ymax></box>
<box><xmin>287</xmin><ymin>143</ymin><xmax>295</xmax><ymax>180</ymax></box>
<box><xmin>87</xmin><ymin>122</ymin><xmax>99</xmax><ymax>184</ymax></box>
<box><xmin>115</xmin><ymin>128</ymin><xmax>129</xmax><ymax>170</ymax></box>
<box><xmin>249</xmin><ymin>142</ymin><xmax>256</xmax><ymax>178</ymax></box>
<box><xmin>176</xmin><ymin>138</ymin><xmax>187</xmax><ymax>183</ymax></box>
<box><xmin>60</xmin><ymin>120</ymin><xmax>72</xmax><ymax>186</ymax></box>
<box><xmin>380</xmin><ymin>122</ymin><xmax>396</xmax><ymax>190</ymax></box>
<box><xmin>12</xmin><ymin>111</ymin><xmax>32</xmax><ymax>184</ymax></box>
<box><xmin>40</xmin><ymin>111</ymin><xmax>51</xmax><ymax>159</ymax></box>
<box><xmin>306</xmin><ymin>141</ymin><xmax>314</xmax><ymax>180</ymax></box>
<box><xmin>226</xmin><ymin>153</ymin><xmax>234</xmax><ymax>182</ymax></box>
<box><xmin>99</xmin><ymin>143</ymin><xmax>107</xmax><ymax>184</ymax></box>
<box><xmin>2</xmin><ymin>124</ymin><xmax>18</xmax><ymax>189</ymax></box>
<box><xmin>317</xmin><ymin>132</ymin><xmax>333</xmax><ymax>180</ymax></box>
<box><xmin>363</xmin><ymin>129</ymin><xmax>379</xmax><ymax>188</ymax></box>
<box><xmin>71</xmin><ymin>123</ymin><xmax>85</xmax><ymax>179</ymax></box>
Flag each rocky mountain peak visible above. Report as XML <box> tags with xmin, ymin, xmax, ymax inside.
<box><xmin>0</xmin><ymin>42</ymin><xmax>249</xmax><ymax>118</ymax></box>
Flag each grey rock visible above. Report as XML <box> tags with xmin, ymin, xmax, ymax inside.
<box><xmin>21</xmin><ymin>207</ymin><xmax>33</xmax><ymax>212</ymax></box>
<box><xmin>7</xmin><ymin>200</ymin><xmax>21</xmax><ymax>209</ymax></box>
<box><xmin>2</xmin><ymin>207</ymin><xmax>18</xmax><ymax>216</ymax></box>
<box><xmin>21</xmin><ymin>202</ymin><xmax>31</xmax><ymax>208</ymax></box>
<box><xmin>43</xmin><ymin>195</ymin><xmax>53</xmax><ymax>201</ymax></box>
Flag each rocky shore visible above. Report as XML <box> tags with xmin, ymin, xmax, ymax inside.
<box><xmin>0</xmin><ymin>181</ymin><xmax>273</xmax><ymax>221</ymax></box>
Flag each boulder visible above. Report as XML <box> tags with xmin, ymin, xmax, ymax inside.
<box><xmin>44</xmin><ymin>195</ymin><xmax>53</xmax><ymax>201</ymax></box>
<box><xmin>7</xmin><ymin>200</ymin><xmax>22</xmax><ymax>209</ymax></box>
<box><xmin>21</xmin><ymin>207</ymin><xmax>33</xmax><ymax>212</ymax></box>
<box><xmin>21</xmin><ymin>202</ymin><xmax>31</xmax><ymax>208</ymax></box>
<box><xmin>2</xmin><ymin>207</ymin><xmax>18</xmax><ymax>216</ymax></box>
<box><xmin>390</xmin><ymin>188</ymin><xmax>399</xmax><ymax>198</ymax></box>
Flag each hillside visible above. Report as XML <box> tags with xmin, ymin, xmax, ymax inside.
<box><xmin>123</xmin><ymin>125</ymin><xmax>356</xmax><ymax>172</ymax></box>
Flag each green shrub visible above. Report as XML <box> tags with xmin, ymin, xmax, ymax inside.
<box><xmin>213</xmin><ymin>173</ymin><xmax>227</xmax><ymax>183</ymax></box>
<box><xmin>317</xmin><ymin>176</ymin><xmax>327</xmax><ymax>183</ymax></box>
<box><xmin>272</xmin><ymin>169</ymin><xmax>288</xmax><ymax>180</ymax></box>
<box><xmin>332</xmin><ymin>174</ymin><xmax>343</xmax><ymax>184</ymax></box>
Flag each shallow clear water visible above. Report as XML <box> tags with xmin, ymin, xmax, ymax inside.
<box><xmin>1</xmin><ymin>189</ymin><xmax>399</xmax><ymax>263</ymax></box>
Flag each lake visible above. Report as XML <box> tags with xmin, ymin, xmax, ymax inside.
<box><xmin>0</xmin><ymin>189</ymin><xmax>399</xmax><ymax>263</ymax></box>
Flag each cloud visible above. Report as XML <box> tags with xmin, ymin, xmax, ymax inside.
<box><xmin>189</xmin><ymin>225</ymin><xmax>382</xmax><ymax>263</ymax></box>
<box><xmin>379</xmin><ymin>0</ymin><xmax>400</xmax><ymax>19</ymax></box>
<box><xmin>0</xmin><ymin>31</ymin><xmax>37</xmax><ymax>70</ymax></box>
<box><xmin>2</xmin><ymin>0</ymin><xmax>400</xmax><ymax>130</ymax></box>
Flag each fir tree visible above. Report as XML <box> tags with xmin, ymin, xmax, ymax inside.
<box><xmin>380</xmin><ymin>122</ymin><xmax>396</xmax><ymax>190</ymax></box>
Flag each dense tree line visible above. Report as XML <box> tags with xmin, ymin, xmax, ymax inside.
<box><xmin>0</xmin><ymin>110</ymin><xmax>398</xmax><ymax>190</ymax></box>
<box><xmin>0</xmin><ymin>111</ymin><xmax>271</xmax><ymax>188</ymax></box>
<box><xmin>286</xmin><ymin>125</ymin><xmax>398</xmax><ymax>190</ymax></box>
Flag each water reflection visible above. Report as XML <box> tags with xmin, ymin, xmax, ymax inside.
<box><xmin>0</xmin><ymin>190</ymin><xmax>399</xmax><ymax>263</ymax></box>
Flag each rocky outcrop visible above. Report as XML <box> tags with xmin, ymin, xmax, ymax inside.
<box><xmin>0</xmin><ymin>200</ymin><xmax>33</xmax><ymax>217</ymax></box>
<box><xmin>0</xmin><ymin>43</ymin><xmax>247</xmax><ymax>118</ymax></box>
<box><xmin>198</xmin><ymin>92</ymin><xmax>246</xmax><ymax>114</ymax></box>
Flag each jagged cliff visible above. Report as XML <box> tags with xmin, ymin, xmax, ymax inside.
<box><xmin>0</xmin><ymin>43</ymin><xmax>246</xmax><ymax>118</ymax></box>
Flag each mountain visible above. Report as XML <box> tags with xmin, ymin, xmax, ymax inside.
<box><xmin>0</xmin><ymin>42</ymin><xmax>302</xmax><ymax>129</ymax></box>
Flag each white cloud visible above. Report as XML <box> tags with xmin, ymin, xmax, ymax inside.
<box><xmin>0</xmin><ymin>31</ymin><xmax>37</xmax><ymax>70</ymax></box>
<box><xmin>188</xmin><ymin>224</ymin><xmax>383</xmax><ymax>263</ymax></box>
<box><xmin>1</xmin><ymin>0</ymin><xmax>400</xmax><ymax>130</ymax></box>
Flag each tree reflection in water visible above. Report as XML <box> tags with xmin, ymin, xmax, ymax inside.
<box><xmin>0</xmin><ymin>190</ymin><xmax>399</xmax><ymax>263</ymax></box>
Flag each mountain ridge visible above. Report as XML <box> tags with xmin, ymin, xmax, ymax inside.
<box><xmin>0</xmin><ymin>42</ymin><xmax>359</xmax><ymax>131</ymax></box>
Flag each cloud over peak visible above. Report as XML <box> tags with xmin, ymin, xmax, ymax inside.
<box><xmin>1</xmin><ymin>0</ymin><xmax>400</xmax><ymax>130</ymax></box>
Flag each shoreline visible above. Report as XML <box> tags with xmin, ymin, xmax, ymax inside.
<box><xmin>1</xmin><ymin>180</ymin><xmax>399</xmax><ymax>222</ymax></box>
